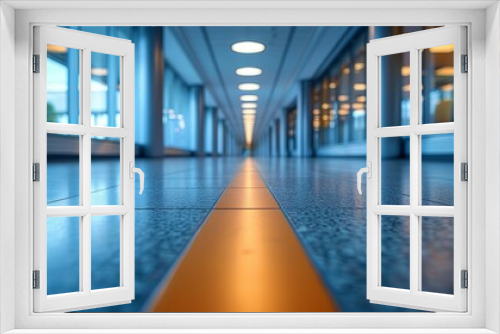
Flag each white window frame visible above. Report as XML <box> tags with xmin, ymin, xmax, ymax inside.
<box><xmin>1</xmin><ymin>1</ymin><xmax>499</xmax><ymax>333</ymax></box>
<box><xmin>33</xmin><ymin>25</ymin><xmax>136</xmax><ymax>313</ymax></box>
<box><xmin>366</xmin><ymin>26</ymin><xmax>467</xmax><ymax>312</ymax></box>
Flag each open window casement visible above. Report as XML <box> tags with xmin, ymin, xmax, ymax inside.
<box><xmin>360</xmin><ymin>26</ymin><xmax>467</xmax><ymax>312</ymax></box>
<box><xmin>33</xmin><ymin>26</ymin><xmax>141</xmax><ymax>312</ymax></box>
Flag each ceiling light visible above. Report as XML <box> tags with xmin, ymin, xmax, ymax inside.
<box><xmin>240</xmin><ymin>95</ymin><xmax>258</xmax><ymax>102</ymax></box>
<box><xmin>238</xmin><ymin>83</ymin><xmax>260</xmax><ymax>91</ymax></box>
<box><xmin>329</xmin><ymin>82</ymin><xmax>337</xmax><ymax>89</ymax></box>
<box><xmin>435</xmin><ymin>66</ymin><xmax>454</xmax><ymax>76</ymax></box>
<box><xmin>231</xmin><ymin>41</ymin><xmax>266</xmax><ymax>54</ymax></box>
<box><xmin>429</xmin><ymin>44</ymin><xmax>454</xmax><ymax>54</ymax></box>
<box><xmin>91</xmin><ymin>68</ymin><xmax>108</xmax><ymax>76</ymax></box>
<box><xmin>338</xmin><ymin>95</ymin><xmax>348</xmax><ymax>102</ymax></box>
<box><xmin>242</xmin><ymin>103</ymin><xmax>257</xmax><ymax>109</ymax></box>
<box><xmin>236</xmin><ymin>67</ymin><xmax>262</xmax><ymax>76</ymax></box>
<box><xmin>357</xmin><ymin>96</ymin><xmax>366</xmax><ymax>102</ymax></box>
<box><xmin>242</xmin><ymin>109</ymin><xmax>256</xmax><ymax>114</ymax></box>
<box><xmin>47</xmin><ymin>44</ymin><xmax>68</xmax><ymax>53</ymax></box>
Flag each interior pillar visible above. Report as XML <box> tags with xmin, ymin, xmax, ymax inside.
<box><xmin>296</xmin><ymin>80</ymin><xmax>313</xmax><ymax>157</ymax></box>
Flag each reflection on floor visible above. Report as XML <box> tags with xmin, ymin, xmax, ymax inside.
<box><xmin>46</xmin><ymin>157</ymin><xmax>454</xmax><ymax>312</ymax></box>
<box><xmin>257</xmin><ymin>157</ymin><xmax>454</xmax><ymax>312</ymax></box>
<box><xmin>149</xmin><ymin>160</ymin><xmax>337</xmax><ymax>312</ymax></box>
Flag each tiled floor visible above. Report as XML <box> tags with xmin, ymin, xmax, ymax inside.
<box><xmin>47</xmin><ymin>157</ymin><xmax>242</xmax><ymax>312</ymax></box>
<box><xmin>46</xmin><ymin>156</ymin><xmax>454</xmax><ymax>312</ymax></box>
<box><xmin>149</xmin><ymin>160</ymin><xmax>337</xmax><ymax>312</ymax></box>
<box><xmin>256</xmin><ymin>156</ymin><xmax>454</xmax><ymax>312</ymax></box>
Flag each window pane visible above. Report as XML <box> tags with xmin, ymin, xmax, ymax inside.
<box><xmin>91</xmin><ymin>137</ymin><xmax>121</xmax><ymax>205</ymax></box>
<box><xmin>47</xmin><ymin>45</ymin><xmax>80</xmax><ymax>124</ymax></box>
<box><xmin>91</xmin><ymin>51</ymin><xmax>121</xmax><ymax>127</ymax></box>
<box><xmin>381</xmin><ymin>215</ymin><xmax>410</xmax><ymax>290</ymax></box>
<box><xmin>421</xmin><ymin>133</ymin><xmax>454</xmax><ymax>206</ymax></box>
<box><xmin>381</xmin><ymin>136</ymin><xmax>410</xmax><ymax>205</ymax></box>
<box><xmin>47</xmin><ymin>134</ymin><xmax>80</xmax><ymax>206</ymax></box>
<box><xmin>91</xmin><ymin>215</ymin><xmax>121</xmax><ymax>290</ymax></box>
<box><xmin>380</xmin><ymin>52</ymin><xmax>410</xmax><ymax>127</ymax></box>
<box><xmin>421</xmin><ymin>217</ymin><xmax>454</xmax><ymax>294</ymax></box>
<box><xmin>421</xmin><ymin>45</ymin><xmax>454</xmax><ymax>124</ymax></box>
<box><xmin>47</xmin><ymin>216</ymin><xmax>80</xmax><ymax>295</ymax></box>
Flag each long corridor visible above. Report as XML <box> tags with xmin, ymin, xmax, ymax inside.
<box><xmin>44</xmin><ymin>156</ymin><xmax>454</xmax><ymax>313</ymax></box>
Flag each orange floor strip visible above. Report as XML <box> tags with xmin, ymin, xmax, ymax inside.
<box><xmin>149</xmin><ymin>159</ymin><xmax>338</xmax><ymax>312</ymax></box>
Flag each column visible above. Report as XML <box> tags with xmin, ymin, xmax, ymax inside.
<box><xmin>222</xmin><ymin>121</ymin><xmax>228</xmax><ymax>157</ymax></box>
<box><xmin>375</xmin><ymin>27</ymin><xmax>402</xmax><ymax>158</ymax></box>
<box><xmin>212</xmin><ymin>107</ymin><xmax>219</xmax><ymax>157</ymax></box>
<box><xmin>136</xmin><ymin>27</ymin><xmax>164</xmax><ymax>157</ymax></box>
<box><xmin>275</xmin><ymin>118</ymin><xmax>281</xmax><ymax>157</ymax></box>
<box><xmin>191</xmin><ymin>85</ymin><xmax>205</xmax><ymax>156</ymax></box>
<box><xmin>296</xmin><ymin>81</ymin><xmax>313</xmax><ymax>157</ymax></box>
<box><xmin>279</xmin><ymin>109</ymin><xmax>288</xmax><ymax>157</ymax></box>
<box><xmin>269</xmin><ymin>126</ymin><xmax>273</xmax><ymax>157</ymax></box>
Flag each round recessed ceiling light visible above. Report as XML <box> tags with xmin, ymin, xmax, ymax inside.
<box><xmin>236</xmin><ymin>67</ymin><xmax>262</xmax><ymax>76</ymax></box>
<box><xmin>242</xmin><ymin>102</ymin><xmax>257</xmax><ymax>109</ymax></box>
<box><xmin>238</xmin><ymin>83</ymin><xmax>260</xmax><ymax>91</ymax></box>
<box><xmin>240</xmin><ymin>95</ymin><xmax>259</xmax><ymax>102</ymax></box>
<box><xmin>91</xmin><ymin>68</ymin><xmax>109</xmax><ymax>76</ymax></box>
<box><xmin>231</xmin><ymin>41</ymin><xmax>266</xmax><ymax>54</ymax></box>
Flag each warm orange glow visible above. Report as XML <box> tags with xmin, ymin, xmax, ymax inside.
<box><xmin>435</xmin><ymin>66</ymin><xmax>454</xmax><ymax>76</ymax></box>
<box><xmin>352</xmin><ymin>103</ymin><xmax>365</xmax><ymax>110</ymax></box>
<box><xmin>353</xmin><ymin>83</ymin><xmax>366</xmax><ymax>91</ymax></box>
<box><xmin>354</xmin><ymin>63</ymin><xmax>365</xmax><ymax>71</ymax></box>
<box><xmin>329</xmin><ymin>82</ymin><xmax>337</xmax><ymax>89</ymax></box>
<box><xmin>441</xmin><ymin>83</ymin><xmax>453</xmax><ymax>91</ymax></box>
<box><xmin>321</xmin><ymin>103</ymin><xmax>330</xmax><ymax>109</ymax></box>
<box><xmin>338</xmin><ymin>109</ymin><xmax>349</xmax><ymax>116</ymax></box>
<box><xmin>429</xmin><ymin>44</ymin><xmax>454</xmax><ymax>54</ymax></box>
<box><xmin>401</xmin><ymin>66</ymin><xmax>410</xmax><ymax>76</ymax></box>
<box><xmin>357</xmin><ymin>96</ymin><xmax>366</xmax><ymax>102</ymax></box>
<box><xmin>47</xmin><ymin>44</ymin><xmax>68</xmax><ymax>53</ymax></box>
<box><xmin>338</xmin><ymin>95</ymin><xmax>348</xmax><ymax>102</ymax></box>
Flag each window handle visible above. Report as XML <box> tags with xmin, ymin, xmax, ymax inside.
<box><xmin>129</xmin><ymin>162</ymin><xmax>144</xmax><ymax>195</ymax></box>
<box><xmin>357</xmin><ymin>162</ymin><xmax>371</xmax><ymax>195</ymax></box>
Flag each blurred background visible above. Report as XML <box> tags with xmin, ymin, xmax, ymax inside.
<box><xmin>45</xmin><ymin>26</ymin><xmax>454</xmax><ymax>312</ymax></box>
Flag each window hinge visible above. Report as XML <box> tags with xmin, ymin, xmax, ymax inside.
<box><xmin>461</xmin><ymin>270</ymin><xmax>468</xmax><ymax>289</ymax></box>
<box><xmin>33</xmin><ymin>163</ymin><xmax>40</xmax><ymax>182</ymax></box>
<box><xmin>461</xmin><ymin>54</ymin><xmax>468</xmax><ymax>73</ymax></box>
<box><xmin>33</xmin><ymin>270</ymin><xmax>40</xmax><ymax>289</ymax></box>
<box><xmin>33</xmin><ymin>54</ymin><xmax>40</xmax><ymax>73</ymax></box>
<box><xmin>461</xmin><ymin>162</ymin><xmax>468</xmax><ymax>181</ymax></box>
